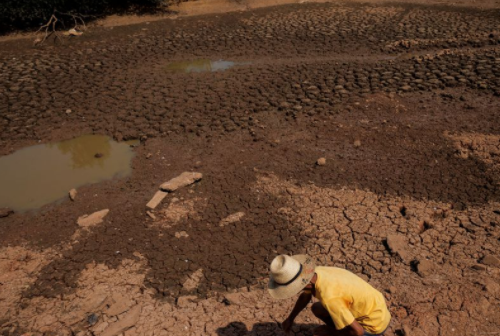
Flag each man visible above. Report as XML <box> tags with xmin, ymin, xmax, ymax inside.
<box><xmin>268</xmin><ymin>254</ymin><xmax>391</xmax><ymax>336</ymax></box>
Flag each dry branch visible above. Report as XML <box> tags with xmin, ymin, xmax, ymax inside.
<box><xmin>34</xmin><ymin>11</ymin><xmax>87</xmax><ymax>46</ymax></box>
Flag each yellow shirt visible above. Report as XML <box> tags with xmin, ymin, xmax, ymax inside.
<box><xmin>312</xmin><ymin>266</ymin><xmax>391</xmax><ymax>334</ymax></box>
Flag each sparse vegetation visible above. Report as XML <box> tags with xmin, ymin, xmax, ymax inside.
<box><xmin>0</xmin><ymin>0</ymin><xmax>166</xmax><ymax>33</ymax></box>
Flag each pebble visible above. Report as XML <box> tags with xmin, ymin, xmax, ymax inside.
<box><xmin>87</xmin><ymin>313</ymin><xmax>99</xmax><ymax>326</ymax></box>
<box><xmin>160</xmin><ymin>172</ymin><xmax>203</xmax><ymax>192</ymax></box>
<box><xmin>77</xmin><ymin>209</ymin><xmax>110</xmax><ymax>227</ymax></box>
<box><xmin>316</xmin><ymin>157</ymin><xmax>326</xmax><ymax>166</ymax></box>
<box><xmin>146</xmin><ymin>191</ymin><xmax>168</xmax><ymax>210</ymax></box>
<box><xmin>69</xmin><ymin>189</ymin><xmax>77</xmax><ymax>201</ymax></box>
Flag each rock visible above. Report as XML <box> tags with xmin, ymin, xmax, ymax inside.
<box><xmin>416</xmin><ymin>259</ymin><xmax>434</xmax><ymax>277</ymax></box>
<box><xmin>386</xmin><ymin>234</ymin><xmax>411</xmax><ymax>263</ymax></box>
<box><xmin>66</xmin><ymin>28</ymin><xmax>83</xmax><ymax>37</ymax></box>
<box><xmin>146</xmin><ymin>191</ymin><xmax>168</xmax><ymax>209</ymax></box>
<box><xmin>0</xmin><ymin>208</ymin><xmax>14</xmax><ymax>218</ymax></box>
<box><xmin>160</xmin><ymin>172</ymin><xmax>203</xmax><ymax>192</ymax></box>
<box><xmin>219</xmin><ymin>212</ymin><xmax>245</xmax><ymax>227</ymax></box>
<box><xmin>105</xmin><ymin>294</ymin><xmax>134</xmax><ymax>317</ymax></box>
<box><xmin>175</xmin><ymin>231</ymin><xmax>189</xmax><ymax>238</ymax></box>
<box><xmin>316</xmin><ymin>157</ymin><xmax>326</xmax><ymax>166</ymax></box>
<box><xmin>77</xmin><ymin>209</ymin><xmax>109</xmax><ymax>227</ymax></box>
<box><xmin>146</xmin><ymin>211</ymin><xmax>156</xmax><ymax>220</ymax></box>
<box><xmin>101</xmin><ymin>305</ymin><xmax>141</xmax><ymax>336</ymax></box>
<box><xmin>354</xmin><ymin>140</ymin><xmax>361</xmax><ymax>148</ymax></box>
<box><xmin>481</xmin><ymin>255</ymin><xmax>500</xmax><ymax>267</ymax></box>
<box><xmin>66</xmin><ymin>109</ymin><xmax>72</xmax><ymax>114</ymax></box>
<box><xmin>94</xmin><ymin>153</ymin><xmax>104</xmax><ymax>158</ymax></box>
<box><xmin>87</xmin><ymin>313</ymin><xmax>99</xmax><ymax>326</ymax></box>
<box><xmin>69</xmin><ymin>189</ymin><xmax>77</xmax><ymax>201</ymax></box>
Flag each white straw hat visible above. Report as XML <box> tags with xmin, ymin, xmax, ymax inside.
<box><xmin>268</xmin><ymin>254</ymin><xmax>316</xmax><ymax>300</ymax></box>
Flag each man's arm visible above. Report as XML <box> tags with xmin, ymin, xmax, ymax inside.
<box><xmin>282</xmin><ymin>291</ymin><xmax>312</xmax><ymax>333</ymax></box>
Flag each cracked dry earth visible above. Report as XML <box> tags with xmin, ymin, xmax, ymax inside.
<box><xmin>1</xmin><ymin>1</ymin><xmax>500</xmax><ymax>336</ymax></box>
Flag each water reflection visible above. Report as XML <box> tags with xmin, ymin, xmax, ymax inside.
<box><xmin>49</xmin><ymin>135</ymin><xmax>112</xmax><ymax>169</ymax></box>
<box><xmin>165</xmin><ymin>59</ymin><xmax>246</xmax><ymax>73</ymax></box>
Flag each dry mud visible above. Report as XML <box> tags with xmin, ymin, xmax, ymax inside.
<box><xmin>1</xmin><ymin>1</ymin><xmax>500</xmax><ymax>336</ymax></box>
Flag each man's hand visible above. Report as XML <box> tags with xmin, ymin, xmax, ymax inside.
<box><xmin>281</xmin><ymin>317</ymin><xmax>293</xmax><ymax>334</ymax></box>
<box><xmin>281</xmin><ymin>291</ymin><xmax>313</xmax><ymax>334</ymax></box>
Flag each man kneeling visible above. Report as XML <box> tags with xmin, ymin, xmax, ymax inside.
<box><xmin>268</xmin><ymin>255</ymin><xmax>391</xmax><ymax>336</ymax></box>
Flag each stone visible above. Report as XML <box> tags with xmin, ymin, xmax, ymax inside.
<box><xmin>146</xmin><ymin>191</ymin><xmax>168</xmax><ymax>209</ymax></box>
<box><xmin>87</xmin><ymin>313</ymin><xmax>99</xmax><ymax>326</ymax></box>
<box><xmin>69</xmin><ymin>189</ymin><xmax>77</xmax><ymax>201</ymax></box>
<box><xmin>354</xmin><ymin>140</ymin><xmax>361</xmax><ymax>148</ymax></box>
<box><xmin>94</xmin><ymin>153</ymin><xmax>104</xmax><ymax>158</ymax></box>
<box><xmin>481</xmin><ymin>255</ymin><xmax>500</xmax><ymax>267</ymax></box>
<box><xmin>416</xmin><ymin>259</ymin><xmax>434</xmax><ymax>277</ymax></box>
<box><xmin>160</xmin><ymin>172</ymin><xmax>203</xmax><ymax>192</ymax></box>
<box><xmin>175</xmin><ymin>231</ymin><xmax>189</xmax><ymax>238</ymax></box>
<box><xmin>77</xmin><ymin>209</ymin><xmax>109</xmax><ymax>227</ymax></box>
<box><xmin>146</xmin><ymin>211</ymin><xmax>156</xmax><ymax>220</ymax></box>
<box><xmin>219</xmin><ymin>212</ymin><xmax>245</xmax><ymax>227</ymax></box>
<box><xmin>386</xmin><ymin>234</ymin><xmax>411</xmax><ymax>263</ymax></box>
<box><xmin>316</xmin><ymin>157</ymin><xmax>326</xmax><ymax>166</ymax></box>
<box><xmin>101</xmin><ymin>305</ymin><xmax>141</xmax><ymax>336</ymax></box>
<box><xmin>0</xmin><ymin>208</ymin><xmax>14</xmax><ymax>218</ymax></box>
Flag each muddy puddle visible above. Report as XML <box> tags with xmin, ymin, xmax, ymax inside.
<box><xmin>165</xmin><ymin>59</ymin><xmax>247</xmax><ymax>73</ymax></box>
<box><xmin>0</xmin><ymin>135</ymin><xmax>138</xmax><ymax>212</ymax></box>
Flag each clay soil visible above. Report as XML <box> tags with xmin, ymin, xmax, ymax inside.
<box><xmin>1</xmin><ymin>1</ymin><xmax>500</xmax><ymax>336</ymax></box>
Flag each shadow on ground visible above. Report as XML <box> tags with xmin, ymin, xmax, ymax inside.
<box><xmin>216</xmin><ymin>321</ymin><xmax>320</xmax><ymax>336</ymax></box>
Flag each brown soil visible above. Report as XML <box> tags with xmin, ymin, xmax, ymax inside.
<box><xmin>1</xmin><ymin>1</ymin><xmax>500</xmax><ymax>336</ymax></box>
